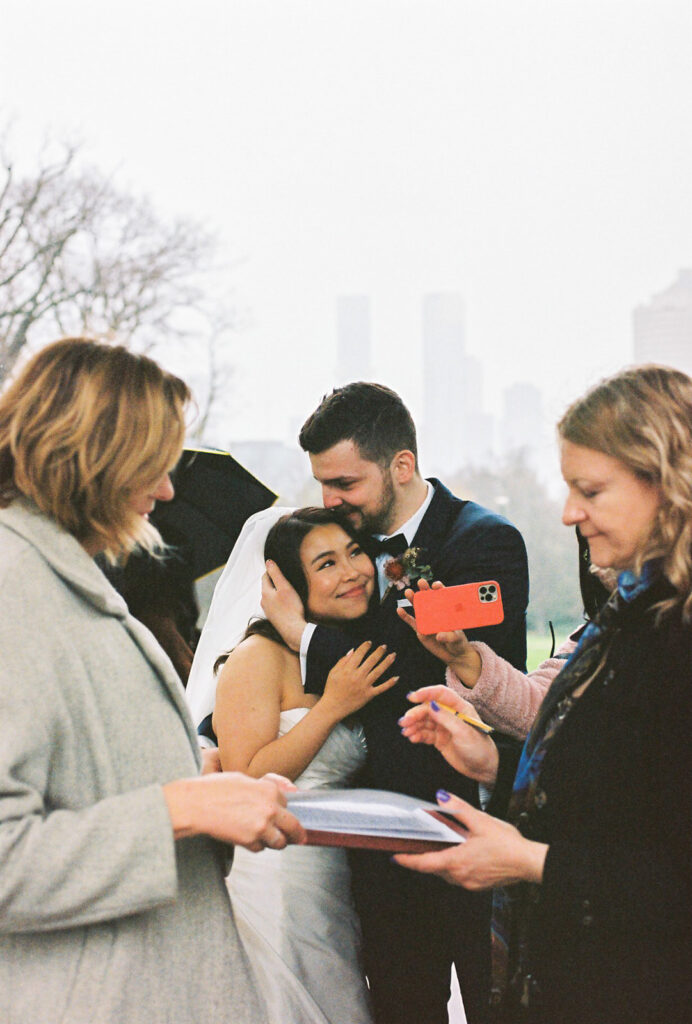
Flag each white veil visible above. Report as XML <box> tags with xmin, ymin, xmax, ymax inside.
<box><xmin>185</xmin><ymin>505</ymin><xmax>294</xmax><ymax>729</ymax></box>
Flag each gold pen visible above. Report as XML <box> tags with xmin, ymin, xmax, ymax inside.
<box><xmin>432</xmin><ymin>701</ymin><xmax>494</xmax><ymax>734</ymax></box>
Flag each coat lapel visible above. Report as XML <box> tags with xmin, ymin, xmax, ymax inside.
<box><xmin>411</xmin><ymin>479</ymin><xmax>467</xmax><ymax>566</ymax></box>
<box><xmin>0</xmin><ymin>499</ymin><xmax>202</xmax><ymax>761</ymax></box>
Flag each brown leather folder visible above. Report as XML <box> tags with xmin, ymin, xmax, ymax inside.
<box><xmin>303</xmin><ymin>811</ymin><xmax>468</xmax><ymax>852</ymax></box>
<box><xmin>287</xmin><ymin>788</ymin><xmax>468</xmax><ymax>852</ymax></box>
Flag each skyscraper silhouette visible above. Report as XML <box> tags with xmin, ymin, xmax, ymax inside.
<box><xmin>633</xmin><ymin>269</ymin><xmax>692</xmax><ymax>375</ymax></box>
<box><xmin>422</xmin><ymin>292</ymin><xmax>493</xmax><ymax>473</ymax></box>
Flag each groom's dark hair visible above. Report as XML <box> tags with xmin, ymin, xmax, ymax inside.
<box><xmin>299</xmin><ymin>382</ymin><xmax>418</xmax><ymax>468</ymax></box>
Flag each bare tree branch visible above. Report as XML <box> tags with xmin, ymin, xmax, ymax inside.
<box><xmin>189</xmin><ymin>314</ymin><xmax>237</xmax><ymax>440</ymax></box>
<box><xmin>0</xmin><ymin>128</ymin><xmax>240</xmax><ymax>430</ymax></box>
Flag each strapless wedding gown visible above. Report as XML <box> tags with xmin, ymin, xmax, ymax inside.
<box><xmin>228</xmin><ymin>707</ymin><xmax>373</xmax><ymax>1024</ymax></box>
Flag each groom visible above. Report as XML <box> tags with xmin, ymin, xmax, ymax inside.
<box><xmin>262</xmin><ymin>382</ymin><xmax>529</xmax><ymax>1024</ymax></box>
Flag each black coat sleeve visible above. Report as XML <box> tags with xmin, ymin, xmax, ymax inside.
<box><xmin>304</xmin><ymin>626</ymin><xmax>355</xmax><ymax>696</ymax></box>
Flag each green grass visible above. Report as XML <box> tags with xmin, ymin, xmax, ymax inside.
<box><xmin>526</xmin><ymin>631</ymin><xmax>553</xmax><ymax>672</ymax></box>
<box><xmin>526</xmin><ymin>625</ymin><xmax>577</xmax><ymax>670</ymax></box>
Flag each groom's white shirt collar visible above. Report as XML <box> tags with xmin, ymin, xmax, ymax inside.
<box><xmin>300</xmin><ymin>480</ymin><xmax>435</xmax><ymax>676</ymax></box>
<box><xmin>373</xmin><ymin>480</ymin><xmax>433</xmax><ymax>596</ymax></box>
<box><xmin>374</xmin><ymin>480</ymin><xmax>434</xmax><ymax>547</ymax></box>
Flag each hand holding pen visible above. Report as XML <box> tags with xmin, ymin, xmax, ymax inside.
<box><xmin>399</xmin><ymin>685</ymin><xmax>499</xmax><ymax>787</ymax></box>
<box><xmin>434</xmin><ymin>703</ymin><xmax>494</xmax><ymax>734</ymax></box>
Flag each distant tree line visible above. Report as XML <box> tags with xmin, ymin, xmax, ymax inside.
<box><xmin>447</xmin><ymin>451</ymin><xmax>584</xmax><ymax>636</ymax></box>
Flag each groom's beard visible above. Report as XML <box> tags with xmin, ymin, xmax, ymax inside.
<box><xmin>340</xmin><ymin>471</ymin><xmax>397</xmax><ymax>537</ymax></box>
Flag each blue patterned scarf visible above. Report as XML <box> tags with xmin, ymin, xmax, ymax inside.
<box><xmin>489</xmin><ymin>562</ymin><xmax>660</xmax><ymax>1014</ymax></box>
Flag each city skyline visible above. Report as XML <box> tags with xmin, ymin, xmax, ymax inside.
<box><xmin>2</xmin><ymin>1</ymin><xmax>691</xmax><ymax>475</ymax></box>
<box><xmin>222</xmin><ymin>266</ymin><xmax>691</xmax><ymax>502</ymax></box>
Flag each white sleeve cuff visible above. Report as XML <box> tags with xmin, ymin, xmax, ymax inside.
<box><xmin>299</xmin><ymin>623</ymin><xmax>317</xmax><ymax>688</ymax></box>
<box><xmin>479</xmin><ymin>783</ymin><xmax>493</xmax><ymax>810</ymax></box>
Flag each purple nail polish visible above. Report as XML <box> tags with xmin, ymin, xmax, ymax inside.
<box><xmin>431</xmin><ymin>700</ymin><xmax>440</xmax><ymax>711</ymax></box>
<box><xmin>436</xmin><ymin>789</ymin><xmax>451</xmax><ymax>803</ymax></box>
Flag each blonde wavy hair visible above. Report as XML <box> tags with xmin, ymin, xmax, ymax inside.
<box><xmin>558</xmin><ymin>364</ymin><xmax>692</xmax><ymax>621</ymax></box>
<box><xmin>0</xmin><ymin>337</ymin><xmax>191</xmax><ymax>560</ymax></box>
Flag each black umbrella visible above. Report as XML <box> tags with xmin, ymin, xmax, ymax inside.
<box><xmin>150</xmin><ymin>446</ymin><xmax>277</xmax><ymax>580</ymax></box>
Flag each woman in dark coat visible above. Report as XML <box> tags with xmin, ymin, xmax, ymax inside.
<box><xmin>397</xmin><ymin>364</ymin><xmax>692</xmax><ymax>1024</ymax></box>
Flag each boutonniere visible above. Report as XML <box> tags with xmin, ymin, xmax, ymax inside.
<box><xmin>382</xmin><ymin>546</ymin><xmax>434</xmax><ymax>599</ymax></box>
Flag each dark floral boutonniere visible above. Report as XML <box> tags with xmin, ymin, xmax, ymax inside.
<box><xmin>382</xmin><ymin>546</ymin><xmax>434</xmax><ymax>599</ymax></box>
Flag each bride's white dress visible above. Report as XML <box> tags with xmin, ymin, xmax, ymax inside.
<box><xmin>229</xmin><ymin>707</ymin><xmax>373</xmax><ymax>1024</ymax></box>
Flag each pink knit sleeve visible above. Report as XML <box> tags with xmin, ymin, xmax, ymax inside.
<box><xmin>445</xmin><ymin>639</ymin><xmax>576</xmax><ymax>740</ymax></box>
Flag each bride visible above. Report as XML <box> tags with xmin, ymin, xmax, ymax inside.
<box><xmin>210</xmin><ymin>507</ymin><xmax>398</xmax><ymax>1024</ymax></box>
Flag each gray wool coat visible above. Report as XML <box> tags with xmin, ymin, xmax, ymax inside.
<box><xmin>0</xmin><ymin>499</ymin><xmax>265</xmax><ymax>1024</ymax></box>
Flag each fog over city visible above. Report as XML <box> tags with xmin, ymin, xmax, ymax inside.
<box><xmin>2</xmin><ymin>0</ymin><xmax>691</xmax><ymax>496</ymax></box>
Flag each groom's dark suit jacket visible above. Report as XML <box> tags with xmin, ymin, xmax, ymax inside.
<box><xmin>304</xmin><ymin>479</ymin><xmax>529</xmax><ymax>1024</ymax></box>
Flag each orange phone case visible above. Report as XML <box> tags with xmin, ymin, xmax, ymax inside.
<box><xmin>412</xmin><ymin>581</ymin><xmax>504</xmax><ymax>633</ymax></box>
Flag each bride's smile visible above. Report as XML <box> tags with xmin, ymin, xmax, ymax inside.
<box><xmin>300</xmin><ymin>522</ymin><xmax>375</xmax><ymax>622</ymax></box>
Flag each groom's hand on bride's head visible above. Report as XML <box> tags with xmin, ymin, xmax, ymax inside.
<box><xmin>261</xmin><ymin>560</ymin><xmax>306</xmax><ymax>652</ymax></box>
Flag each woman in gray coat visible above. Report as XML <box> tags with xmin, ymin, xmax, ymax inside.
<box><xmin>0</xmin><ymin>337</ymin><xmax>305</xmax><ymax>1024</ymax></box>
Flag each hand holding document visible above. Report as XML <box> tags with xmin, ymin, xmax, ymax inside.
<box><xmin>286</xmin><ymin>788</ymin><xmax>467</xmax><ymax>852</ymax></box>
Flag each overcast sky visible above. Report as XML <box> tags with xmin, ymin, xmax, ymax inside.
<box><xmin>2</xmin><ymin>0</ymin><xmax>691</xmax><ymax>456</ymax></box>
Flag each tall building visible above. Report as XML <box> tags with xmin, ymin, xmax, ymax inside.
<box><xmin>500</xmin><ymin>381</ymin><xmax>548</xmax><ymax>478</ymax></box>
<box><xmin>422</xmin><ymin>292</ymin><xmax>494</xmax><ymax>473</ymax></box>
<box><xmin>501</xmin><ymin>382</ymin><xmax>544</xmax><ymax>454</ymax></box>
<box><xmin>336</xmin><ymin>295</ymin><xmax>372</xmax><ymax>382</ymax></box>
<box><xmin>633</xmin><ymin>269</ymin><xmax>692</xmax><ymax>374</ymax></box>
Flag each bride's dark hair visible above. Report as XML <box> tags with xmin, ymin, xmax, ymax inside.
<box><xmin>214</xmin><ymin>507</ymin><xmax>373</xmax><ymax>669</ymax></box>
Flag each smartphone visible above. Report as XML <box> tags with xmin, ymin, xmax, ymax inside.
<box><xmin>412</xmin><ymin>581</ymin><xmax>504</xmax><ymax>634</ymax></box>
